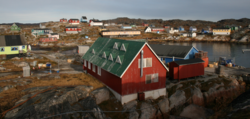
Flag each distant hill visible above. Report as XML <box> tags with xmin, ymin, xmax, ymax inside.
<box><xmin>102</xmin><ymin>18</ymin><xmax>250</xmax><ymax>30</ymax></box>
<box><xmin>0</xmin><ymin>23</ymin><xmax>40</xmax><ymax>28</ymax></box>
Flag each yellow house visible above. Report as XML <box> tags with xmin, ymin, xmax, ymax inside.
<box><xmin>213</xmin><ymin>28</ymin><xmax>231</xmax><ymax>35</ymax></box>
<box><xmin>98</xmin><ymin>28</ymin><xmax>107</xmax><ymax>32</ymax></box>
<box><xmin>101</xmin><ymin>30</ymin><xmax>141</xmax><ymax>38</ymax></box>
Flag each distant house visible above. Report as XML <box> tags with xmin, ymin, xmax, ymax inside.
<box><xmin>65</xmin><ymin>27</ymin><xmax>81</xmax><ymax>34</ymax></box>
<box><xmin>98</xmin><ymin>27</ymin><xmax>107</xmax><ymax>32</ymax></box>
<box><xmin>89</xmin><ymin>19</ymin><xmax>103</xmax><ymax>26</ymax></box>
<box><xmin>48</xmin><ymin>33</ymin><xmax>59</xmax><ymax>39</ymax></box>
<box><xmin>121</xmin><ymin>25</ymin><xmax>132</xmax><ymax>29</ymax></box>
<box><xmin>189</xmin><ymin>26</ymin><xmax>197</xmax><ymax>32</ymax></box>
<box><xmin>60</xmin><ymin>18</ymin><xmax>67</xmax><ymax>23</ymax></box>
<box><xmin>151</xmin><ymin>27</ymin><xmax>165</xmax><ymax>32</ymax></box>
<box><xmin>101</xmin><ymin>30</ymin><xmax>141</xmax><ymax>38</ymax></box>
<box><xmin>179</xmin><ymin>26</ymin><xmax>185</xmax><ymax>31</ymax></box>
<box><xmin>142</xmin><ymin>22</ymin><xmax>148</xmax><ymax>27</ymax></box>
<box><xmin>130</xmin><ymin>24</ymin><xmax>136</xmax><ymax>27</ymax></box>
<box><xmin>39</xmin><ymin>37</ymin><xmax>57</xmax><ymax>42</ymax></box>
<box><xmin>82</xmin><ymin>37</ymin><xmax>168</xmax><ymax>104</ymax></box>
<box><xmin>167</xmin><ymin>27</ymin><xmax>179</xmax><ymax>34</ymax></box>
<box><xmin>0</xmin><ymin>35</ymin><xmax>30</xmax><ymax>59</ymax></box>
<box><xmin>68</xmin><ymin>19</ymin><xmax>80</xmax><ymax>25</ymax></box>
<box><xmin>0</xmin><ymin>28</ymin><xmax>4</xmax><ymax>34</ymax></box>
<box><xmin>40</xmin><ymin>23</ymin><xmax>46</xmax><ymax>28</ymax></box>
<box><xmin>149</xmin><ymin>44</ymin><xmax>199</xmax><ymax>64</ymax></box>
<box><xmin>81</xmin><ymin>16</ymin><xmax>88</xmax><ymax>23</ymax></box>
<box><xmin>213</xmin><ymin>28</ymin><xmax>231</xmax><ymax>35</ymax></box>
<box><xmin>31</xmin><ymin>28</ymin><xmax>53</xmax><ymax>37</ymax></box>
<box><xmin>10</xmin><ymin>23</ymin><xmax>21</xmax><ymax>32</ymax></box>
<box><xmin>150</xmin><ymin>24</ymin><xmax>155</xmax><ymax>27</ymax></box>
<box><xmin>144</xmin><ymin>27</ymin><xmax>152</xmax><ymax>33</ymax></box>
<box><xmin>202</xmin><ymin>26</ymin><xmax>212</xmax><ymax>33</ymax></box>
<box><xmin>104</xmin><ymin>23</ymin><xmax>116</xmax><ymax>26</ymax></box>
<box><xmin>163</xmin><ymin>25</ymin><xmax>170</xmax><ymax>29</ymax></box>
<box><xmin>180</xmin><ymin>32</ymin><xmax>196</xmax><ymax>37</ymax></box>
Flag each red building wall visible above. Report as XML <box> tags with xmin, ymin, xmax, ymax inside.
<box><xmin>169</xmin><ymin>62</ymin><xmax>204</xmax><ymax>80</ymax></box>
<box><xmin>121</xmin><ymin>45</ymin><xmax>167</xmax><ymax>96</ymax></box>
<box><xmin>65</xmin><ymin>28</ymin><xmax>81</xmax><ymax>31</ymax></box>
<box><xmin>83</xmin><ymin>60</ymin><xmax>122</xmax><ymax>94</ymax></box>
<box><xmin>151</xmin><ymin>28</ymin><xmax>165</xmax><ymax>32</ymax></box>
<box><xmin>68</xmin><ymin>19</ymin><xmax>79</xmax><ymax>23</ymax></box>
<box><xmin>60</xmin><ymin>19</ymin><xmax>67</xmax><ymax>22</ymax></box>
<box><xmin>202</xmin><ymin>57</ymin><xmax>209</xmax><ymax>68</ymax></box>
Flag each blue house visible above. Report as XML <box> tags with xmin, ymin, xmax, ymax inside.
<box><xmin>189</xmin><ymin>26</ymin><xmax>197</xmax><ymax>32</ymax></box>
<box><xmin>179</xmin><ymin>26</ymin><xmax>185</xmax><ymax>31</ymax></box>
<box><xmin>202</xmin><ymin>26</ymin><xmax>211</xmax><ymax>33</ymax></box>
<box><xmin>149</xmin><ymin>44</ymin><xmax>199</xmax><ymax>64</ymax></box>
<box><xmin>81</xmin><ymin>16</ymin><xmax>87</xmax><ymax>23</ymax></box>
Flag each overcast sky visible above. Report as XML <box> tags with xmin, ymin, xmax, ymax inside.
<box><xmin>0</xmin><ymin>0</ymin><xmax>249</xmax><ymax>23</ymax></box>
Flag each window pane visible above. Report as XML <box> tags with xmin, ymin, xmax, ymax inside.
<box><xmin>152</xmin><ymin>73</ymin><xmax>158</xmax><ymax>82</ymax></box>
<box><xmin>146</xmin><ymin>75</ymin><xmax>152</xmax><ymax>84</ymax></box>
<box><xmin>146</xmin><ymin>58</ymin><xmax>152</xmax><ymax>67</ymax></box>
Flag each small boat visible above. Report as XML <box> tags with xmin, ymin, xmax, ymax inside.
<box><xmin>242</xmin><ymin>49</ymin><xmax>250</xmax><ymax>53</ymax></box>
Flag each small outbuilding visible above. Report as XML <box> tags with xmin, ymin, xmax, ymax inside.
<box><xmin>169</xmin><ymin>58</ymin><xmax>205</xmax><ymax>81</ymax></box>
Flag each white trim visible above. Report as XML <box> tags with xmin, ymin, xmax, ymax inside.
<box><xmin>183</xmin><ymin>46</ymin><xmax>199</xmax><ymax>59</ymax></box>
<box><xmin>145</xmin><ymin>43</ymin><xmax>169</xmax><ymax>71</ymax></box>
<box><xmin>120</xmin><ymin>44</ymin><xmax>146</xmax><ymax>78</ymax></box>
<box><xmin>158</xmin><ymin>56</ymin><xmax>184</xmax><ymax>59</ymax></box>
<box><xmin>92</xmin><ymin>64</ymin><xmax>96</xmax><ymax>72</ymax></box>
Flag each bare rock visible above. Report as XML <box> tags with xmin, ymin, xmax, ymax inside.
<box><xmin>91</xmin><ymin>87</ymin><xmax>109</xmax><ymax>104</ymax></box>
<box><xmin>176</xmin><ymin>84</ymin><xmax>183</xmax><ymax>90</ymax></box>
<box><xmin>169</xmin><ymin>90</ymin><xmax>186</xmax><ymax>109</ymax></box>
<box><xmin>158</xmin><ymin>98</ymin><xmax>170</xmax><ymax>113</ymax></box>
<box><xmin>139</xmin><ymin>102</ymin><xmax>157</xmax><ymax>119</ymax></box>
<box><xmin>124</xmin><ymin>100</ymin><xmax>137</xmax><ymax>111</ymax></box>
<box><xmin>191</xmin><ymin>87</ymin><xmax>204</xmax><ymax>106</ymax></box>
<box><xmin>180</xmin><ymin>104</ymin><xmax>214</xmax><ymax>119</ymax></box>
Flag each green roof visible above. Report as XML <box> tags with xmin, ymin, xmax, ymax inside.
<box><xmin>82</xmin><ymin>37</ymin><xmax>146</xmax><ymax>77</ymax></box>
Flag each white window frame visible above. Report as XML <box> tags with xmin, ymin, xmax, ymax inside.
<box><xmin>138</xmin><ymin>58</ymin><xmax>152</xmax><ymax>68</ymax></box>
<box><xmin>97</xmin><ymin>66</ymin><xmax>101</xmax><ymax>76</ymax></box>
<box><xmin>84</xmin><ymin>60</ymin><xmax>87</xmax><ymax>67</ymax></box>
<box><xmin>88</xmin><ymin>62</ymin><xmax>91</xmax><ymax>69</ymax></box>
<box><xmin>145</xmin><ymin>73</ymin><xmax>158</xmax><ymax>84</ymax></box>
<box><xmin>92</xmin><ymin>64</ymin><xmax>96</xmax><ymax>72</ymax></box>
<box><xmin>0</xmin><ymin>47</ymin><xmax>4</xmax><ymax>52</ymax></box>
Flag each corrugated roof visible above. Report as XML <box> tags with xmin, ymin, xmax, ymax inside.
<box><xmin>174</xmin><ymin>58</ymin><xmax>204</xmax><ymax>65</ymax></box>
<box><xmin>149</xmin><ymin>44</ymin><xmax>194</xmax><ymax>58</ymax></box>
<box><xmin>82</xmin><ymin>37</ymin><xmax>145</xmax><ymax>77</ymax></box>
<box><xmin>0</xmin><ymin>35</ymin><xmax>26</xmax><ymax>46</ymax></box>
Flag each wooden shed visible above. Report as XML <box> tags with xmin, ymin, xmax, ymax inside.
<box><xmin>169</xmin><ymin>58</ymin><xmax>204</xmax><ymax>81</ymax></box>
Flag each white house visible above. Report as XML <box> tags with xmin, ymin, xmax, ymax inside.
<box><xmin>189</xmin><ymin>26</ymin><xmax>197</xmax><ymax>32</ymax></box>
<box><xmin>167</xmin><ymin>27</ymin><xmax>179</xmax><ymax>34</ymax></box>
<box><xmin>144</xmin><ymin>27</ymin><xmax>151</xmax><ymax>32</ymax></box>
<box><xmin>48</xmin><ymin>33</ymin><xmax>59</xmax><ymax>39</ymax></box>
<box><xmin>40</xmin><ymin>23</ymin><xmax>46</xmax><ymax>28</ymax></box>
<box><xmin>180</xmin><ymin>32</ymin><xmax>196</xmax><ymax>37</ymax></box>
<box><xmin>89</xmin><ymin>19</ymin><xmax>103</xmax><ymax>26</ymax></box>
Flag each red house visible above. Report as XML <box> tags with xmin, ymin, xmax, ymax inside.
<box><xmin>66</xmin><ymin>27</ymin><xmax>81</xmax><ymax>34</ymax></box>
<box><xmin>68</xmin><ymin>19</ymin><xmax>80</xmax><ymax>25</ymax></box>
<box><xmin>82</xmin><ymin>37</ymin><xmax>168</xmax><ymax>104</ymax></box>
<box><xmin>39</xmin><ymin>37</ymin><xmax>58</xmax><ymax>42</ymax></box>
<box><xmin>142</xmin><ymin>22</ymin><xmax>148</xmax><ymax>27</ymax></box>
<box><xmin>151</xmin><ymin>27</ymin><xmax>165</xmax><ymax>32</ymax></box>
<box><xmin>169</xmin><ymin>58</ymin><xmax>204</xmax><ymax>81</ymax></box>
<box><xmin>60</xmin><ymin>18</ymin><xmax>67</xmax><ymax>23</ymax></box>
<box><xmin>163</xmin><ymin>25</ymin><xmax>170</xmax><ymax>29</ymax></box>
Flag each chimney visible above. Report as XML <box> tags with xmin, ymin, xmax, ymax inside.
<box><xmin>141</xmin><ymin>50</ymin><xmax>144</xmax><ymax>77</ymax></box>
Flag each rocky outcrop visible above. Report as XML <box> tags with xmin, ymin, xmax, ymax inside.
<box><xmin>91</xmin><ymin>87</ymin><xmax>110</xmax><ymax>104</ymax></box>
<box><xmin>191</xmin><ymin>87</ymin><xmax>204</xmax><ymax>106</ymax></box>
<box><xmin>180</xmin><ymin>104</ymin><xmax>214</xmax><ymax>119</ymax></box>
<box><xmin>139</xmin><ymin>102</ymin><xmax>157</xmax><ymax>119</ymax></box>
<box><xmin>4</xmin><ymin>86</ymin><xmax>106</xmax><ymax>119</ymax></box>
<box><xmin>169</xmin><ymin>90</ymin><xmax>186</xmax><ymax>109</ymax></box>
<box><xmin>158</xmin><ymin>98</ymin><xmax>170</xmax><ymax>113</ymax></box>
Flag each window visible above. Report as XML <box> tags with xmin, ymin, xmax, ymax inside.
<box><xmin>116</xmin><ymin>56</ymin><xmax>122</xmax><ymax>64</ymax></box>
<box><xmin>0</xmin><ymin>47</ymin><xmax>4</xmax><ymax>52</ymax></box>
<box><xmin>88</xmin><ymin>62</ymin><xmax>91</xmax><ymax>69</ymax></box>
<box><xmin>138</xmin><ymin>58</ymin><xmax>152</xmax><ymax>68</ymax></box>
<box><xmin>113</xmin><ymin>42</ymin><xmax>118</xmax><ymax>49</ymax></box>
<box><xmin>84</xmin><ymin>60</ymin><xmax>87</xmax><ymax>67</ymax></box>
<box><xmin>108</xmin><ymin>54</ymin><xmax>113</xmax><ymax>61</ymax></box>
<box><xmin>92</xmin><ymin>64</ymin><xmax>96</xmax><ymax>72</ymax></box>
<box><xmin>97</xmin><ymin>66</ymin><xmax>101</xmax><ymax>76</ymax></box>
<box><xmin>22</xmin><ymin>46</ymin><xmax>25</xmax><ymax>49</ymax></box>
<box><xmin>11</xmin><ymin>47</ymin><xmax>18</xmax><ymax>51</ymax></box>
<box><xmin>102</xmin><ymin>52</ymin><xmax>106</xmax><ymax>58</ymax></box>
<box><xmin>145</xmin><ymin>73</ymin><xmax>158</xmax><ymax>84</ymax></box>
<box><xmin>120</xmin><ymin>44</ymin><xmax>126</xmax><ymax>51</ymax></box>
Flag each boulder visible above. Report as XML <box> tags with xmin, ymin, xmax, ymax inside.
<box><xmin>139</xmin><ymin>102</ymin><xmax>157</xmax><ymax>119</ymax></box>
<box><xmin>124</xmin><ymin>100</ymin><xmax>137</xmax><ymax>111</ymax></box>
<box><xmin>180</xmin><ymin>104</ymin><xmax>214</xmax><ymax>119</ymax></box>
<box><xmin>169</xmin><ymin>90</ymin><xmax>186</xmax><ymax>109</ymax></box>
<box><xmin>158</xmin><ymin>98</ymin><xmax>170</xmax><ymax>113</ymax></box>
<box><xmin>176</xmin><ymin>84</ymin><xmax>183</xmax><ymax>90</ymax></box>
<box><xmin>91</xmin><ymin>87</ymin><xmax>109</xmax><ymax>104</ymax></box>
<box><xmin>191</xmin><ymin>87</ymin><xmax>204</xmax><ymax>106</ymax></box>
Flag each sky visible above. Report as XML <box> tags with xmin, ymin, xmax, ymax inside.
<box><xmin>0</xmin><ymin>0</ymin><xmax>249</xmax><ymax>23</ymax></box>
